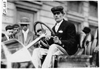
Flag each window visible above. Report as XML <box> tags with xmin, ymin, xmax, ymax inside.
<box><xmin>68</xmin><ymin>1</ymin><xmax>83</xmax><ymax>13</ymax></box>
<box><xmin>89</xmin><ymin>1</ymin><xmax>98</xmax><ymax>18</ymax></box>
<box><xmin>4</xmin><ymin>40</ymin><xmax>23</xmax><ymax>54</ymax></box>
<box><xmin>17</xmin><ymin>8</ymin><xmax>35</xmax><ymax>31</ymax></box>
<box><xmin>15</xmin><ymin>1</ymin><xmax>42</xmax><ymax>31</ymax></box>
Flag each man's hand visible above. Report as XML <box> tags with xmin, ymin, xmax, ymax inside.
<box><xmin>45</xmin><ymin>35</ymin><xmax>52</xmax><ymax>40</ymax></box>
<box><xmin>53</xmin><ymin>36</ymin><xmax>62</xmax><ymax>44</ymax></box>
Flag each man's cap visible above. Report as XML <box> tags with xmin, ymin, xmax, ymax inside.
<box><xmin>19</xmin><ymin>17</ymin><xmax>30</xmax><ymax>26</ymax></box>
<box><xmin>51</xmin><ymin>6</ymin><xmax>64</xmax><ymax>14</ymax></box>
<box><xmin>82</xmin><ymin>27</ymin><xmax>91</xmax><ymax>34</ymax></box>
<box><xmin>13</xmin><ymin>24</ymin><xmax>20</xmax><ymax>28</ymax></box>
<box><xmin>5</xmin><ymin>25</ymin><xmax>13</xmax><ymax>31</ymax></box>
<box><xmin>20</xmin><ymin>23</ymin><xmax>29</xmax><ymax>27</ymax></box>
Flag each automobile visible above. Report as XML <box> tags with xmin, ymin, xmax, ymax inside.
<box><xmin>1</xmin><ymin>21</ymin><xmax>99</xmax><ymax>68</ymax></box>
<box><xmin>1</xmin><ymin>32</ymin><xmax>45</xmax><ymax>68</ymax></box>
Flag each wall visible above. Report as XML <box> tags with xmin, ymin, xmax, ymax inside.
<box><xmin>2</xmin><ymin>0</ymin><xmax>98</xmax><ymax>36</ymax></box>
<box><xmin>2</xmin><ymin>1</ymin><xmax>17</xmax><ymax>32</ymax></box>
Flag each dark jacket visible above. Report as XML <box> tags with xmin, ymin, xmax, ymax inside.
<box><xmin>52</xmin><ymin>19</ymin><xmax>78</xmax><ymax>55</ymax></box>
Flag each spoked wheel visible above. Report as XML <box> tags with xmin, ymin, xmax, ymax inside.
<box><xmin>33</xmin><ymin>21</ymin><xmax>55</xmax><ymax>47</ymax></box>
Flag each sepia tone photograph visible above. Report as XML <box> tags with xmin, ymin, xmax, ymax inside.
<box><xmin>0</xmin><ymin>0</ymin><xmax>99</xmax><ymax>68</ymax></box>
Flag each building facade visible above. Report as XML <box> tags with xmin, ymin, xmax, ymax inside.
<box><xmin>2</xmin><ymin>0</ymin><xmax>98</xmax><ymax>36</ymax></box>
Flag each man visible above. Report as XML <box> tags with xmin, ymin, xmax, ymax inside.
<box><xmin>5</xmin><ymin>25</ymin><xmax>14</xmax><ymax>40</ymax></box>
<box><xmin>32</xmin><ymin>6</ymin><xmax>78</xmax><ymax>68</ymax></box>
<box><xmin>37</xmin><ymin>29</ymin><xmax>50</xmax><ymax>49</ymax></box>
<box><xmin>1</xmin><ymin>25</ymin><xmax>14</xmax><ymax>68</ymax></box>
<box><xmin>17</xmin><ymin>23</ymin><xmax>35</xmax><ymax>68</ymax></box>
<box><xmin>17</xmin><ymin>23</ymin><xmax>34</xmax><ymax>46</ymax></box>
<box><xmin>12</xmin><ymin>24</ymin><xmax>20</xmax><ymax>39</ymax></box>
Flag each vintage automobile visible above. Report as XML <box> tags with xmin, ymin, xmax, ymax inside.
<box><xmin>1</xmin><ymin>21</ymin><xmax>99</xmax><ymax>68</ymax></box>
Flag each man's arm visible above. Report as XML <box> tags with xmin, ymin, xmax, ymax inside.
<box><xmin>40</xmin><ymin>40</ymin><xmax>49</xmax><ymax>47</ymax></box>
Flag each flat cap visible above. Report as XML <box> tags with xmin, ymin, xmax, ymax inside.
<box><xmin>5</xmin><ymin>25</ymin><xmax>13</xmax><ymax>31</ymax></box>
<box><xmin>82</xmin><ymin>27</ymin><xmax>91</xmax><ymax>34</ymax></box>
<box><xmin>13</xmin><ymin>24</ymin><xmax>20</xmax><ymax>28</ymax></box>
<box><xmin>20</xmin><ymin>23</ymin><xmax>29</xmax><ymax>27</ymax></box>
<box><xmin>51</xmin><ymin>6</ymin><xmax>64</xmax><ymax>14</ymax></box>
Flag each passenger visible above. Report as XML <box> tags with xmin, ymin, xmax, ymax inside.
<box><xmin>17</xmin><ymin>19</ymin><xmax>35</xmax><ymax>68</ymax></box>
<box><xmin>12</xmin><ymin>24</ymin><xmax>20</xmax><ymax>39</ymax></box>
<box><xmin>81</xmin><ymin>27</ymin><xmax>91</xmax><ymax>54</ymax></box>
<box><xmin>37</xmin><ymin>29</ymin><xmax>50</xmax><ymax>49</ymax></box>
<box><xmin>17</xmin><ymin>23</ymin><xmax>34</xmax><ymax>46</ymax></box>
<box><xmin>5</xmin><ymin>25</ymin><xmax>14</xmax><ymax>40</ymax></box>
<box><xmin>1</xmin><ymin>25</ymin><xmax>14</xmax><ymax>68</ymax></box>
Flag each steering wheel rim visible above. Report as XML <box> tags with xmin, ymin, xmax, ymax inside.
<box><xmin>33</xmin><ymin>21</ymin><xmax>55</xmax><ymax>36</ymax></box>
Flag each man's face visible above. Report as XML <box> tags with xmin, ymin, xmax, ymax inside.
<box><xmin>13</xmin><ymin>28</ymin><xmax>19</xmax><ymax>34</ymax></box>
<box><xmin>53</xmin><ymin>11</ymin><xmax>64</xmax><ymax>22</ymax></box>
<box><xmin>7</xmin><ymin>30</ymin><xmax>13</xmax><ymax>35</ymax></box>
<box><xmin>38</xmin><ymin>31</ymin><xmax>42</xmax><ymax>35</ymax></box>
<box><xmin>22</xmin><ymin>25</ymin><xmax>29</xmax><ymax>31</ymax></box>
<box><xmin>37</xmin><ymin>31</ymin><xmax>44</xmax><ymax>36</ymax></box>
<box><xmin>37</xmin><ymin>29</ymin><xmax>46</xmax><ymax>36</ymax></box>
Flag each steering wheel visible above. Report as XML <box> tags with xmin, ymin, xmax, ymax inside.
<box><xmin>33</xmin><ymin>21</ymin><xmax>55</xmax><ymax>47</ymax></box>
<box><xmin>33</xmin><ymin>21</ymin><xmax>55</xmax><ymax>36</ymax></box>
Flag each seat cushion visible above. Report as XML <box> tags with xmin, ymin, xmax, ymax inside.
<box><xmin>53</xmin><ymin>55</ymin><xmax>92</xmax><ymax>68</ymax></box>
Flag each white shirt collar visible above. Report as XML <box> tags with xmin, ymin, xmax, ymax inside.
<box><xmin>22</xmin><ymin>29</ymin><xmax>29</xmax><ymax>34</ymax></box>
<box><xmin>57</xmin><ymin>19</ymin><xmax>63</xmax><ymax>25</ymax></box>
<box><xmin>55</xmin><ymin>19</ymin><xmax>63</xmax><ymax>32</ymax></box>
<box><xmin>4</xmin><ymin>32</ymin><xmax>9</xmax><ymax>40</ymax></box>
<box><xmin>22</xmin><ymin>29</ymin><xmax>29</xmax><ymax>42</ymax></box>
